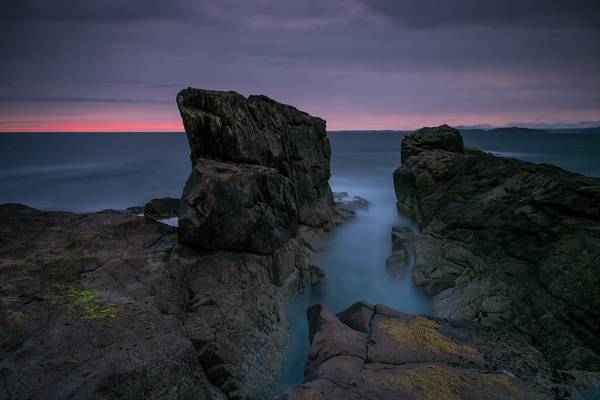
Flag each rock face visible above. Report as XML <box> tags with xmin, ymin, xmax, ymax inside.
<box><xmin>177</xmin><ymin>88</ymin><xmax>334</xmax><ymax>245</ymax></box>
<box><xmin>276</xmin><ymin>302</ymin><xmax>577</xmax><ymax>399</ymax></box>
<box><xmin>393</xmin><ymin>125</ymin><xmax>600</xmax><ymax>371</ymax></box>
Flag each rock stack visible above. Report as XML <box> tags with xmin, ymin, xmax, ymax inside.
<box><xmin>177</xmin><ymin>88</ymin><xmax>334</xmax><ymax>287</ymax></box>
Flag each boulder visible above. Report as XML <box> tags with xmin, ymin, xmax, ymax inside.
<box><xmin>393</xmin><ymin>125</ymin><xmax>600</xmax><ymax>371</ymax></box>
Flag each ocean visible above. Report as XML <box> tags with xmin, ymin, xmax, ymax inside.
<box><xmin>1</xmin><ymin>130</ymin><xmax>600</xmax><ymax>392</ymax></box>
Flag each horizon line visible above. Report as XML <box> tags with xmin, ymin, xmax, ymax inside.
<box><xmin>1</xmin><ymin>126</ymin><xmax>600</xmax><ymax>134</ymax></box>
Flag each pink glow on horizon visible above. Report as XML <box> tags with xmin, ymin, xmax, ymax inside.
<box><xmin>0</xmin><ymin>123</ymin><xmax>184</xmax><ymax>133</ymax></box>
<box><xmin>2</xmin><ymin>109</ymin><xmax>599</xmax><ymax>132</ymax></box>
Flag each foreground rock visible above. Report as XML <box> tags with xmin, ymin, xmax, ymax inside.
<box><xmin>276</xmin><ymin>302</ymin><xmax>600</xmax><ymax>399</ymax></box>
<box><xmin>0</xmin><ymin>89</ymin><xmax>339</xmax><ymax>400</ymax></box>
<box><xmin>393</xmin><ymin>125</ymin><xmax>600</xmax><ymax>372</ymax></box>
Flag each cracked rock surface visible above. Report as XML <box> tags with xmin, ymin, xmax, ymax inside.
<box><xmin>276</xmin><ymin>302</ymin><xmax>568</xmax><ymax>399</ymax></box>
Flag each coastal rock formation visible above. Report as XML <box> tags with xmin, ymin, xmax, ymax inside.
<box><xmin>176</xmin><ymin>88</ymin><xmax>335</xmax><ymax>292</ymax></box>
<box><xmin>0</xmin><ymin>89</ymin><xmax>339</xmax><ymax>400</ymax></box>
<box><xmin>276</xmin><ymin>302</ymin><xmax>568</xmax><ymax>399</ymax></box>
<box><xmin>177</xmin><ymin>88</ymin><xmax>334</xmax><ymax>243</ymax></box>
<box><xmin>393</xmin><ymin>125</ymin><xmax>600</xmax><ymax>372</ymax></box>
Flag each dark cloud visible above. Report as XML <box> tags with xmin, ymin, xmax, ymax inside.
<box><xmin>361</xmin><ymin>0</ymin><xmax>600</xmax><ymax>29</ymax></box>
<box><xmin>0</xmin><ymin>0</ymin><xmax>195</xmax><ymax>22</ymax></box>
<box><xmin>1</xmin><ymin>0</ymin><xmax>599</xmax><ymax>129</ymax></box>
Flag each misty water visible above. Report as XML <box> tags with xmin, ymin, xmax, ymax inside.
<box><xmin>2</xmin><ymin>131</ymin><xmax>600</xmax><ymax>394</ymax></box>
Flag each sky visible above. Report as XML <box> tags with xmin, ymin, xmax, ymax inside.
<box><xmin>1</xmin><ymin>0</ymin><xmax>600</xmax><ymax>132</ymax></box>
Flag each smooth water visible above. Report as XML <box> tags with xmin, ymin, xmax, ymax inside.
<box><xmin>0</xmin><ymin>133</ymin><xmax>190</xmax><ymax>212</ymax></box>
<box><xmin>2</xmin><ymin>131</ymin><xmax>600</xmax><ymax>394</ymax></box>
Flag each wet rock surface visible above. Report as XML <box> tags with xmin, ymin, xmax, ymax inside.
<box><xmin>393</xmin><ymin>125</ymin><xmax>600</xmax><ymax>372</ymax></box>
<box><xmin>275</xmin><ymin>302</ymin><xmax>585</xmax><ymax>400</ymax></box>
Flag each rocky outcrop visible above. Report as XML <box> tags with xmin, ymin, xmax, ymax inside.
<box><xmin>176</xmin><ymin>88</ymin><xmax>335</xmax><ymax>291</ymax></box>
<box><xmin>177</xmin><ymin>88</ymin><xmax>334</xmax><ymax>246</ymax></box>
<box><xmin>393</xmin><ymin>125</ymin><xmax>600</xmax><ymax>372</ymax></box>
<box><xmin>275</xmin><ymin>302</ymin><xmax>599</xmax><ymax>399</ymax></box>
<box><xmin>0</xmin><ymin>89</ymin><xmax>339</xmax><ymax>400</ymax></box>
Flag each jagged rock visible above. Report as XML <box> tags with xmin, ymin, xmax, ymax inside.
<box><xmin>393</xmin><ymin>125</ymin><xmax>600</xmax><ymax>372</ymax></box>
<box><xmin>143</xmin><ymin>197</ymin><xmax>180</xmax><ymax>220</ymax></box>
<box><xmin>275</xmin><ymin>302</ymin><xmax>584</xmax><ymax>399</ymax></box>
<box><xmin>177</xmin><ymin>88</ymin><xmax>334</xmax><ymax>231</ymax></box>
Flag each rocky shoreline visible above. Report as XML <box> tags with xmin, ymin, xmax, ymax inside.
<box><xmin>2</xmin><ymin>93</ymin><xmax>599</xmax><ymax>400</ymax></box>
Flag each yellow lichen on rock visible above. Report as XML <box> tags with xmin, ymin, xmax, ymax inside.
<box><xmin>377</xmin><ymin>316</ymin><xmax>477</xmax><ymax>356</ymax></box>
<box><xmin>376</xmin><ymin>363</ymin><xmax>515</xmax><ymax>400</ymax></box>
<box><xmin>48</xmin><ymin>283</ymin><xmax>118</xmax><ymax>320</ymax></box>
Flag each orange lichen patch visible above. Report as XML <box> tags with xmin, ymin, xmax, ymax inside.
<box><xmin>376</xmin><ymin>363</ymin><xmax>515</xmax><ymax>400</ymax></box>
<box><xmin>377</xmin><ymin>316</ymin><xmax>477</xmax><ymax>356</ymax></box>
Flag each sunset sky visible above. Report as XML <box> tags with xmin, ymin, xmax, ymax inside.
<box><xmin>1</xmin><ymin>0</ymin><xmax>600</xmax><ymax>132</ymax></box>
